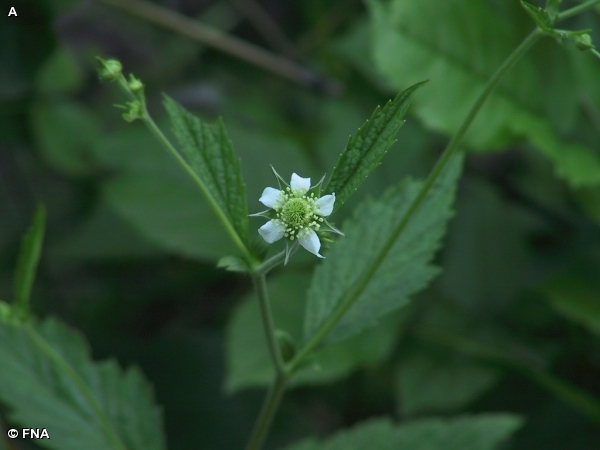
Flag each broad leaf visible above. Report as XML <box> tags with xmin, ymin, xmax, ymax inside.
<box><xmin>282</xmin><ymin>414</ymin><xmax>523</xmax><ymax>450</ymax></box>
<box><xmin>304</xmin><ymin>154</ymin><xmax>462</xmax><ymax>343</ymax></box>
<box><xmin>163</xmin><ymin>95</ymin><xmax>249</xmax><ymax>245</ymax></box>
<box><xmin>13</xmin><ymin>205</ymin><xmax>45</xmax><ymax>320</ymax></box>
<box><xmin>31</xmin><ymin>101</ymin><xmax>100</xmax><ymax>176</ymax></box>
<box><xmin>225</xmin><ymin>273</ymin><xmax>403</xmax><ymax>392</ymax></box>
<box><xmin>369</xmin><ymin>0</ymin><xmax>600</xmax><ymax>187</ymax></box>
<box><xmin>0</xmin><ymin>317</ymin><xmax>165</xmax><ymax>450</ymax></box>
<box><xmin>325</xmin><ymin>81</ymin><xmax>427</xmax><ymax>209</ymax></box>
<box><xmin>396</xmin><ymin>353</ymin><xmax>501</xmax><ymax>416</ymax></box>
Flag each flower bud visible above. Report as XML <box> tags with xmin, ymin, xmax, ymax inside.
<box><xmin>97</xmin><ymin>57</ymin><xmax>123</xmax><ymax>82</ymax></box>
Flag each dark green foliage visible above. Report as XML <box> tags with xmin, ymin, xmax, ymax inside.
<box><xmin>0</xmin><ymin>318</ymin><xmax>165</xmax><ymax>450</ymax></box>
<box><xmin>13</xmin><ymin>205</ymin><xmax>45</xmax><ymax>320</ymax></box>
<box><xmin>305</xmin><ymin>155</ymin><xmax>462</xmax><ymax>343</ymax></box>
<box><xmin>282</xmin><ymin>414</ymin><xmax>523</xmax><ymax>450</ymax></box>
<box><xmin>325</xmin><ymin>81</ymin><xmax>427</xmax><ymax>209</ymax></box>
<box><xmin>163</xmin><ymin>95</ymin><xmax>249</xmax><ymax>245</ymax></box>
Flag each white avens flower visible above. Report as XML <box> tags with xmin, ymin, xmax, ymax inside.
<box><xmin>251</xmin><ymin>167</ymin><xmax>343</xmax><ymax>263</ymax></box>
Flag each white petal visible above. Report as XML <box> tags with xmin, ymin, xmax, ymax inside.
<box><xmin>258</xmin><ymin>220</ymin><xmax>285</xmax><ymax>243</ymax></box>
<box><xmin>290</xmin><ymin>173</ymin><xmax>311</xmax><ymax>192</ymax></box>
<box><xmin>299</xmin><ymin>229</ymin><xmax>324</xmax><ymax>258</ymax></box>
<box><xmin>315</xmin><ymin>194</ymin><xmax>335</xmax><ymax>216</ymax></box>
<box><xmin>259</xmin><ymin>187</ymin><xmax>282</xmax><ymax>208</ymax></box>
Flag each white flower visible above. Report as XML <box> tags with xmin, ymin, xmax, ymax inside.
<box><xmin>251</xmin><ymin>167</ymin><xmax>343</xmax><ymax>262</ymax></box>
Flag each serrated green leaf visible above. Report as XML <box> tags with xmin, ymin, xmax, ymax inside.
<box><xmin>0</xmin><ymin>317</ymin><xmax>165</xmax><ymax>450</ymax></box>
<box><xmin>225</xmin><ymin>273</ymin><xmax>403</xmax><ymax>392</ymax></box>
<box><xmin>304</xmin><ymin>154</ymin><xmax>462</xmax><ymax>344</ymax></box>
<box><xmin>163</xmin><ymin>95</ymin><xmax>249</xmax><ymax>245</ymax></box>
<box><xmin>325</xmin><ymin>81</ymin><xmax>427</xmax><ymax>209</ymax></box>
<box><xmin>13</xmin><ymin>205</ymin><xmax>45</xmax><ymax>320</ymax></box>
<box><xmin>369</xmin><ymin>0</ymin><xmax>600</xmax><ymax>187</ymax></box>
<box><xmin>281</xmin><ymin>414</ymin><xmax>523</xmax><ymax>450</ymax></box>
<box><xmin>541</xmin><ymin>272</ymin><xmax>600</xmax><ymax>335</ymax></box>
<box><xmin>397</xmin><ymin>353</ymin><xmax>501</xmax><ymax>416</ymax></box>
<box><xmin>92</xmin><ymin>115</ymin><xmax>311</xmax><ymax>261</ymax></box>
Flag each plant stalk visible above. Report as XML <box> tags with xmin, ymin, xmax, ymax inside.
<box><xmin>244</xmin><ymin>272</ymin><xmax>288</xmax><ymax>450</ymax></box>
<box><xmin>139</xmin><ymin>105</ymin><xmax>257</xmax><ymax>266</ymax></box>
<box><xmin>244</xmin><ymin>374</ymin><xmax>287</xmax><ymax>450</ymax></box>
<box><xmin>287</xmin><ymin>27</ymin><xmax>543</xmax><ymax>373</ymax></box>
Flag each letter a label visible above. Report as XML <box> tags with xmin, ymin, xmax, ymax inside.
<box><xmin>8</xmin><ymin>7</ymin><xmax>17</xmax><ymax>16</ymax></box>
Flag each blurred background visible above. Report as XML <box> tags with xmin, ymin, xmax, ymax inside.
<box><xmin>2</xmin><ymin>0</ymin><xmax>600</xmax><ymax>448</ymax></box>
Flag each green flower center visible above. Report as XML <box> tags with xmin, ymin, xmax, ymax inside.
<box><xmin>276</xmin><ymin>188</ymin><xmax>324</xmax><ymax>240</ymax></box>
<box><xmin>281</xmin><ymin>198</ymin><xmax>311</xmax><ymax>228</ymax></box>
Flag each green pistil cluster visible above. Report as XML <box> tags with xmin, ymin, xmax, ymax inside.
<box><xmin>275</xmin><ymin>187</ymin><xmax>324</xmax><ymax>240</ymax></box>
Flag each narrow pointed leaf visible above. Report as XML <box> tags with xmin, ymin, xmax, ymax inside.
<box><xmin>281</xmin><ymin>414</ymin><xmax>523</xmax><ymax>450</ymax></box>
<box><xmin>163</xmin><ymin>95</ymin><xmax>249</xmax><ymax>244</ymax></box>
<box><xmin>324</xmin><ymin>81</ymin><xmax>427</xmax><ymax>210</ymax></box>
<box><xmin>305</xmin><ymin>155</ymin><xmax>462</xmax><ymax>343</ymax></box>
<box><xmin>0</xmin><ymin>317</ymin><xmax>165</xmax><ymax>450</ymax></box>
<box><xmin>13</xmin><ymin>205</ymin><xmax>46</xmax><ymax>320</ymax></box>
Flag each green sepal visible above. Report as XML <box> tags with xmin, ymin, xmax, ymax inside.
<box><xmin>96</xmin><ymin>57</ymin><xmax>122</xmax><ymax>83</ymax></box>
<box><xmin>13</xmin><ymin>205</ymin><xmax>46</xmax><ymax>322</ymax></box>
<box><xmin>574</xmin><ymin>33</ymin><xmax>595</xmax><ymax>51</ymax></box>
<box><xmin>521</xmin><ymin>1</ymin><xmax>593</xmax><ymax>48</ymax></box>
<box><xmin>217</xmin><ymin>256</ymin><xmax>250</xmax><ymax>273</ymax></box>
<box><xmin>521</xmin><ymin>1</ymin><xmax>556</xmax><ymax>30</ymax></box>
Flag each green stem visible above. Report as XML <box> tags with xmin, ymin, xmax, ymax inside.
<box><xmin>244</xmin><ymin>273</ymin><xmax>288</xmax><ymax>450</ymax></box>
<box><xmin>244</xmin><ymin>374</ymin><xmax>287</xmax><ymax>450</ymax></box>
<box><xmin>558</xmin><ymin>0</ymin><xmax>600</xmax><ymax>20</ymax></box>
<box><xmin>139</xmin><ymin>105</ymin><xmax>257</xmax><ymax>266</ymax></box>
<box><xmin>254</xmin><ymin>250</ymin><xmax>286</xmax><ymax>275</ymax></box>
<box><xmin>287</xmin><ymin>27</ymin><xmax>543</xmax><ymax>373</ymax></box>
<box><xmin>252</xmin><ymin>273</ymin><xmax>286</xmax><ymax>376</ymax></box>
<box><xmin>24</xmin><ymin>325</ymin><xmax>128</xmax><ymax>450</ymax></box>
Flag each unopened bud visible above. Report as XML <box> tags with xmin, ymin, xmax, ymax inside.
<box><xmin>97</xmin><ymin>57</ymin><xmax>123</xmax><ymax>82</ymax></box>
